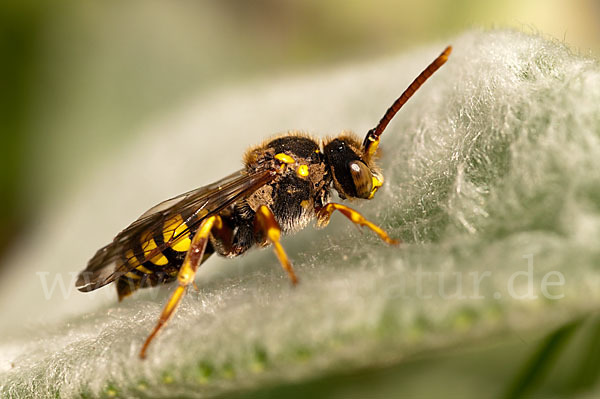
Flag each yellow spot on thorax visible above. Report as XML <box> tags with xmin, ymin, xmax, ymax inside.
<box><xmin>163</xmin><ymin>214</ymin><xmax>192</xmax><ymax>252</ymax></box>
<box><xmin>275</xmin><ymin>153</ymin><xmax>295</xmax><ymax>164</ymax></box>
<box><xmin>297</xmin><ymin>164</ymin><xmax>309</xmax><ymax>177</ymax></box>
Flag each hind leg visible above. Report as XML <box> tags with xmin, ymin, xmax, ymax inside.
<box><xmin>255</xmin><ymin>205</ymin><xmax>298</xmax><ymax>285</ymax></box>
<box><xmin>139</xmin><ymin>215</ymin><xmax>220</xmax><ymax>359</ymax></box>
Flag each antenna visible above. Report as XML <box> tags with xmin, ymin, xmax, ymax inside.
<box><xmin>363</xmin><ymin>45</ymin><xmax>452</xmax><ymax>157</ymax></box>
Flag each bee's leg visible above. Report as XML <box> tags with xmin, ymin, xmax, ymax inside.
<box><xmin>139</xmin><ymin>215</ymin><xmax>219</xmax><ymax>359</ymax></box>
<box><xmin>255</xmin><ymin>205</ymin><xmax>298</xmax><ymax>285</ymax></box>
<box><xmin>316</xmin><ymin>203</ymin><xmax>400</xmax><ymax>245</ymax></box>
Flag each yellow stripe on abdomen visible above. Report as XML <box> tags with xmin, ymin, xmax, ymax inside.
<box><xmin>163</xmin><ymin>214</ymin><xmax>192</xmax><ymax>252</ymax></box>
<box><xmin>140</xmin><ymin>231</ymin><xmax>169</xmax><ymax>265</ymax></box>
<box><xmin>125</xmin><ymin>271</ymin><xmax>142</xmax><ymax>280</ymax></box>
<box><xmin>125</xmin><ymin>249</ymin><xmax>140</xmax><ymax>268</ymax></box>
<box><xmin>136</xmin><ymin>265</ymin><xmax>154</xmax><ymax>274</ymax></box>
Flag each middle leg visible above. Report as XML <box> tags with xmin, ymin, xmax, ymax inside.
<box><xmin>255</xmin><ymin>205</ymin><xmax>298</xmax><ymax>285</ymax></box>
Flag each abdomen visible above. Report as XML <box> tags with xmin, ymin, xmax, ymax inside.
<box><xmin>115</xmin><ymin>213</ymin><xmax>214</xmax><ymax>300</ymax></box>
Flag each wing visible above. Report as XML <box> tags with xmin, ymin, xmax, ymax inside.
<box><xmin>76</xmin><ymin>168</ymin><xmax>276</xmax><ymax>292</ymax></box>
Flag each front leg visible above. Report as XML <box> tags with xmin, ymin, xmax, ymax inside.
<box><xmin>316</xmin><ymin>203</ymin><xmax>400</xmax><ymax>245</ymax></box>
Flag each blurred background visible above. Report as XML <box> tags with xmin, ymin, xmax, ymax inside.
<box><xmin>0</xmin><ymin>0</ymin><xmax>599</xmax><ymax>267</ymax></box>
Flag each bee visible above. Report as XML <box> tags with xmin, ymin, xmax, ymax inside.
<box><xmin>76</xmin><ymin>46</ymin><xmax>451</xmax><ymax>358</ymax></box>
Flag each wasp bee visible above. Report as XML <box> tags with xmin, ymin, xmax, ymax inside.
<box><xmin>76</xmin><ymin>46</ymin><xmax>451</xmax><ymax>358</ymax></box>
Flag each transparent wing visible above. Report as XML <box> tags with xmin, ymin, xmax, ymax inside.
<box><xmin>76</xmin><ymin>168</ymin><xmax>276</xmax><ymax>292</ymax></box>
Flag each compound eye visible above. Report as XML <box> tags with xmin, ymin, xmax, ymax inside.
<box><xmin>349</xmin><ymin>161</ymin><xmax>373</xmax><ymax>199</ymax></box>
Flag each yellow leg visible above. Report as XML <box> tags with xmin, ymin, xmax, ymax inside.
<box><xmin>139</xmin><ymin>215</ymin><xmax>217</xmax><ymax>359</ymax></box>
<box><xmin>317</xmin><ymin>203</ymin><xmax>400</xmax><ymax>245</ymax></box>
<box><xmin>255</xmin><ymin>205</ymin><xmax>298</xmax><ymax>285</ymax></box>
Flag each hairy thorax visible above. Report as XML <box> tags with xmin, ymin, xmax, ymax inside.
<box><xmin>243</xmin><ymin>133</ymin><xmax>331</xmax><ymax>234</ymax></box>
